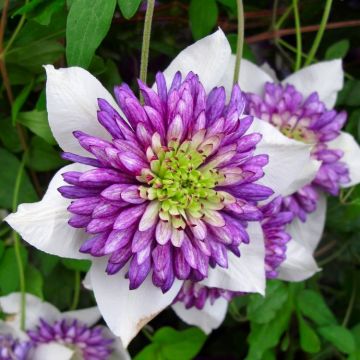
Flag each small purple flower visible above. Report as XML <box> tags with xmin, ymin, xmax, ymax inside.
<box><xmin>59</xmin><ymin>71</ymin><xmax>272</xmax><ymax>293</ymax></box>
<box><xmin>0</xmin><ymin>335</ymin><xmax>32</xmax><ymax>360</ymax></box>
<box><xmin>174</xmin><ymin>281</ymin><xmax>240</xmax><ymax>310</ymax></box>
<box><xmin>247</xmin><ymin>82</ymin><xmax>349</xmax><ymax>220</ymax></box>
<box><xmin>260</xmin><ymin>196</ymin><xmax>293</xmax><ymax>278</ymax></box>
<box><xmin>28</xmin><ymin>319</ymin><xmax>113</xmax><ymax>360</ymax></box>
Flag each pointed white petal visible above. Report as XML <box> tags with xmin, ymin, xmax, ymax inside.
<box><xmin>286</xmin><ymin>194</ymin><xmax>327</xmax><ymax>252</ymax></box>
<box><xmin>219</xmin><ymin>56</ymin><xmax>274</xmax><ymax>97</ymax></box>
<box><xmin>0</xmin><ymin>320</ymin><xmax>27</xmax><ymax>340</ymax></box>
<box><xmin>32</xmin><ymin>343</ymin><xmax>74</xmax><ymax>360</ymax></box>
<box><xmin>248</xmin><ymin>118</ymin><xmax>321</xmax><ymax>198</ymax></box>
<box><xmin>89</xmin><ymin>259</ymin><xmax>182</xmax><ymax>348</ymax></box>
<box><xmin>200</xmin><ymin>222</ymin><xmax>265</xmax><ymax>295</ymax></box>
<box><xmin>82</xmin><ymin>271</ymin><xmax>92</xmax><ymax>290</ymax></box>
<box><xmin>45</xmin><ymin>65</ymin><xmax>123</xmax><ymax>156</ymax></box>
<box><xmin>328</xmin><ymin>131</ymin><xmax>360</xmax><ymax>187</ymax></box>
<box><xmin>0</xmin><ymin>293</ymin><xmax>60</xmax><ymax>330</ymax></box>
<box><xmin>5</xmin><ymin>164</ymin><xmax>92</xmax><ymax>260</ymax></box>
<box><xmin>277</xmin><ymin>240</ymin><xmax>320</xmax><ymax>282</ymax></box>
<box><xmin>283</xmin><ymin>60</ymin><xmax>343</xmax><ymax>109</ymax></box>
<box><xmin>100</xmin><ymin>327</ymin><xmax>131</xmax><ymax>360</ymax></box>
<box><xmin>162</xmin><ymin>29</ymin><xmax>231</xmax><ymax>93</ymax></box>
<box><xmin>172</xmin><ymin>298</ymin><xmax>228</xmax><ymax>335</ymax></box>
<box><xmin>62</xmin><ymin>307</ymin><xmax>100</xmax><ymax>327</ymax></box>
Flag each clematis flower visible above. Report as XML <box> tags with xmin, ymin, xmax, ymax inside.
<box><xmin>0</xmin><ymin>293</ymin><xmax>129</xmax><ymax>359</ymax></box>
<box><xmin>219</xmin><ymin>56</ymin><xmax>360</xmax><ymax>281</ymax></box>
<box><xmin>5</xmin><ymin>30</ymin><xmax>319</xmax><ymax>346</ymax></box>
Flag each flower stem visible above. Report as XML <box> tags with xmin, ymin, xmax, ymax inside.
<box><xmin>275</xmin><ymin>4</ymin><xmax>293</xmax><ymax>30</ymax></box>
<box><xmin>304</xmin><ymin>0</ymin><xmax>333</xmax><ymax>66</ymax></box>
<box><xmin>292</xmin><ymin>0</ymin><xmax>302</xmax><ymax>70</ymax></box>
<box><xmin>342</xmin><ymin>276</ymin><xmax>357</xmax><ymax>327</ymax></box>
<box><xmin>139</xmin><ymin>0</ymin><xmax>155</xmax><ymax>99</ymax></box>
<box><xmin>70</xmin><ymin>270</ymin><xmax>81</xmax><ymax>310</ymax></box>
<box><xmin>12</xmin><ymin>153</ymin><xmax>27</xmax><ymax>331</ymax></box>
<box><xmin>233</xmin><ymin>0</ymin><xmax>244</xmax><ymax>85</ymax></box>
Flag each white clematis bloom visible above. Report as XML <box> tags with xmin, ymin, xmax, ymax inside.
<box><xmin>219</xmin><ymin>56</ymin><xmax>360</xmax><ymax>282</ymax></box>
<box><xmin>5</xmin><ymin>30</ymin><xmax>320</xmax><ymax>345</ymax></box>
<box><xmin>0</xmin><ymin>293</ymin><xmax>129</xmax><ymax>359</ymax></box>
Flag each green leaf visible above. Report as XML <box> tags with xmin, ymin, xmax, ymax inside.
<box><xmin>247</xmin><ymin>280</ymin><xmax>288</xmax><ymax>324</ymax></box>
<box><xmin>0</xmin><ymin>246</ymin><xmax>28</xmax><ymax>295</ymax></box>
<box><xmin>25</xmin><ymin>264</ymin><xmax>43</xmax><ymax>298</ymax></box>
<box><xmin>246</xmin><ymin>293</ymin><xmax>293</xmax><ymax>359</ymax></box>
<box><xmin>337</xmin><ymin>80</ymin><xmax>360</xmax><ymax>107</ymax></box>
<box><xmin>318</xmin><ymin>325</ymin><xmax>356</xmax><ymax>354</ymax></box>
<box><xmin>135</xmin><ymin>327</ymin><xmax>207</xmax><ymax>360</ymax></box>
<box><xmin>349</xmin><ymin>324</ymin><xmax>360</xmax><ymax>360</ymax></box>
<box><xmin>325</xmin><ymin>39</ymin><xmax>350</xmax><ymax>60</ymax></box>
<box><xmin>118</xmin><ymin>0</ymin><xmax>142</xmax><ymax>19</ymax></box>
<box><xmin>27</xmin><ymin>136</ymin><xmax>65</xmax><ymax>172</ymax></box>
<box><xmin>6</xmin><ymin>41</ymin><xmax>64</xmax><ymax>74</ymax></box>
<box><xmin>62</xmin><ymin>259</ymin><xmax>91</xmax><ymax>272</ymax></box>
<box><xmin>33</xmin><ymin>252</ymin><xmax>59</xmax><ymax>276</ymax></box>
<box><xmin>11</xmin><ymin>80</ymin><xmax>35</xmax><ymax>125</ymax></box>
<box><xmin>0</xmin><ymin>119</ymin><xmax>22</xmax><ymax>153</ymax></box>
<box><xmin>298</xmin><ymin>314</ymin><xmax>321</xmax><ymax>353</ymax></box>
<box><xmin>0</xmin><ymin>149</ymin><xmax>37</xmax><ymax>209</ymax></box>
<box><xmin>17</xmin><ymin>110</ymin><xmax>56</xmax><ymax>144</ymax></box>
<box><xmin>189</xmin><ymin>0</ymin><xmax>218</xmax><ymax>40</ymax></box>
<box><xmin>297</xmin><ymin>289</ymin><xmax>337</xmax><ymax>326</ymax></box>
<box><xmin>66</xmin><ymin>0</ymin><xmax>117</xmax><ymax>68</ymax></box>
<box><xmin>32</xmin><ymin>0</ymin><xmax>65</xmax><ymax>26</ymax></box>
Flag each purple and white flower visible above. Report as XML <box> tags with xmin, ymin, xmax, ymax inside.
<box><xmin>5</xmin><ymin>30</ymin><xmax>320</xmax><ymax>346</ymax></box>
<box><xmin>0</xmin><ymin>293</ymin><xmax>129</xmax><ymax>360</ymax></box>
<box><xmin>219</xmin><ymin>56</ymin><xmax>360</xmax><ymax>282</ymax></box>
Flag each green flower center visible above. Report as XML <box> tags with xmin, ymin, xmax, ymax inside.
<box><xmin>138</xmin><ymin>135</ymin><xmax>233</xmax><ymax>230</ymax></box>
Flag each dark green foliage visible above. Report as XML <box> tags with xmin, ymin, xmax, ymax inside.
<box><xmin>1</xmin><ymin>1</ymin><xmax>360</xmax><ymax>359</ymax></box>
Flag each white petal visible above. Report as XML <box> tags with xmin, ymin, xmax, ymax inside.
<box><xmin>32</xmin><ymin>343</ymin><xmax>74</xmax><ymax>360</ymax></box>
<box><xmin>277</xmin><ymin>194</ymin><xmax>325</xmax><ymax>282</ymax></box>
<box><xmin>89</xmin><ymin>259</ymin><xmax>182</xmax><ymax>348</ymax></box>
<box><xmin>200</xmin><ymin>222</ymin><xmax>265</xmax><ymax>295</ymax></box>
<box><xmin>62</xmin><ymin>307</ymin><xmax>100</xmax><ymax>327</ymax></box>
<box><xmin>162</xmin><ymin>29</ymin><xmax>231</xmax><ymax>93</ymax></box>
<box><xmin>82</xmin><ymin>271</ymin><xmax>92</xmax><ymax>290</ymax></box>
<box><xmin>283</xmin><ymin>60</ymin><xmax>343</xmax><ymax>109</ymax></box>
<box><xmin>100</xmin><ymin>327</ymin><xmax>131</xmax><ymax>360</ymax></box>
<box><xmin>172</xmin><ymin>297</ymin><xmax>228</xmax><ymax>335</ymax></box>
<box><xmin>5</xmin><ymin>164</ymin><xmax>92</xmax><ymax>260</ymax></box>
<box><xmin>248</xmin><ymin>118</ymin><xmax>321</xmax><ymax>198</ymax></box>
<box><xmin>219</xmin><ymin>56</ymin><xmax>274</xmax><ymax>97</ymax></box>
<box><xmin>0</xmin><ymin>320</ymin><xmax>28</xmax><ymax>340</ymax></box>
<box><xmin>0</xmin><ymin>293</ymin><xmax>60</xmax><ymax>330</ymax></box>
<box><xmin>45</xmin><ymin>65</ymin><xmax>123</xmax><ymax>156</ymax></box>
<box><xmin>277</xmin><ymin>240</ymin><xmax>320</xmax><ymax>282</ymax></box>
<box><xmin>286</xmin><ymin>193</ymin><xmax>327</xmax><ymax>252</ymax></box>
<box><xmin>328</xmin><ymin>131</ymin><xmax>360</xmax><ymax>187</ymax></box>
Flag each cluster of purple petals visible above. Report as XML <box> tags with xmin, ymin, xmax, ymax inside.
<box><xmin>0</xmin><ymin>334</ymin><xmax>32</xmax><ymax>360</ymax></box>
<box><xmin>260</xmin><ymin>196</ymin><xmax>293</xmax><ymax>278</ymax></box>
<box><xmin>28</xmin><ymin>319</ymin><xmax>113</xmax><ymax>360</ymax></box>
<box><xmin>174</xmin><ymin>196</ymin><xmax>293</xmax><ymax>309</ymax></box>
<box><xmin>174</xmin><ymin>281</ymin><xmax>241</xmax><ymax>310</ymax></box>
<box><xmin>59</xmin><ymin>71</ymin><xmax>273</xmax><ymax>292</ymax></box>
<box><xmin>247</xmin><ymin>82</ymin><xmax>350</xmax><ymax>220</ymax></box>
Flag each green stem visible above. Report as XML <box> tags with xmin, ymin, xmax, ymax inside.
<box><xmin>139</xmin><ymin>0</ymin><xmax>155</xmax><ymax>99</ymax></box>
<box><xmin>233</xmin><ymin>0</ymin><xmax>244</xmax><ymax>85</ymax></box>
<box><xmin>292</xmin><ymin>0</ymin><xmax>302</xmax><ymax>70</ymax></box>
<box><xmin>12</xmin><ymin>154</ymin><xmax>27</xmax><ymax>331</ymax></box>
<box><xmin>342</xmin><ymin>276</ymin><xmax>357</xmax><ymax>327</ymax></box>
<box><xmin>278</xmin><ymin>38</ymin><xmax>354</xmax><ymax>79</ymax></box>
<box><xmin>2</xmin><ymin>0</ymin><xmax>29</xmax><ymax>57</ymax></box>
<box><xmin>304</xmin><ymin>0</ymin><xmax>333</xmax><ymax>66</ymax></box>
<box><xmin>70</xmin><ymin>270</ymin><xmax>81</xmax><ymax>310</ymax></box>
<box><xmin>275</xmin><ymin>4</ymin><xmax>293</xmax><ymax>30</ymax></box>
